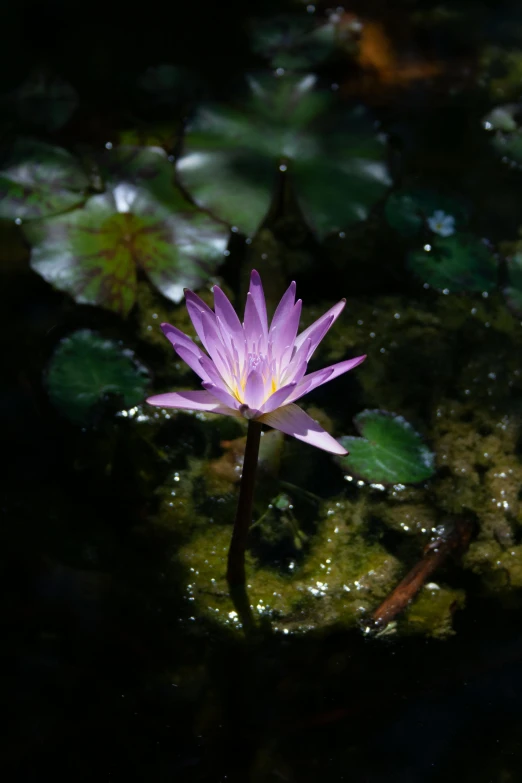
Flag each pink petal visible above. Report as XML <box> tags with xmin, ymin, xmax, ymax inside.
<box><xmin>184</xmin><ymin>290</ymin><xmax>217</xmax><ymax>352</ymax></box>
<box><xmin>269</xmin><ymin>281</ymin><xmax>296</xmax><ymax>338</ymax></box>
<box><xmin>146</xmin><ymin>390</ymin><xmax>240</xmax><ymax>416</ymax></box>
<box><xmin>243</xmin><ymin>367</ymin><xmax>265</xmax><ymax>410</ymax></box>
<box><xmin>199</xmin><ymin>353</ymin><xmax>234</xmax><ymax>391</ymax></box>
<box><xmin>272</xmin><ymin>299</ymin><xmax>302</xmax><ymax>361</ymax></box>
<box><xmin>244</xmin><ymin>292</ymin><xmax>265</xmax><ymax>352</ymax></box>
<box><xmin>280</xmin><ymin>337</ymin><xmax>311</xmax><ymax>384</ymax></box>
<box><xmin>288</xmin><ymin>355</ymin><xmax>366</xmax><ymax>403</ymax></box>
<box><xmin>200</xmin><ymin>309</ymin><xmax>233</xmax><ymax>381</ymax></box>
<box><xmin>172</xmin><ymin>343</ymin><xmax>212</xmax><ymax>382</ymax></box>
<box><xmin>213</xmin><ymin>285</ymin><xmax>245</xmax><ymax>360</ymax></box>
<box><xmin>294</xmin><ymin>299</ymin><xmax>346</xmax><ymax>356</ymax></box>
<box><xmin>260</xmin><ymin>382</ymin><xmax>297</xmax><ymax>414</ymax></box>
<box><xmin>247</xmin><ymin>270</ymin><xmax>268</xmax><ymax>341</ymax></box>
<box><xmin>202</xmin><ymin>382</ymin><xmax>241</xmax><ymax>410</ymax></box>
<box><xmin>258</xmin><ymin>403</ymin><xmax>347</xmax><ymax>454</ymax></box>
<box><xmin>161</xmin><ymin>322</ymin><xmax>202</xmax><ymax>357</ymax></box>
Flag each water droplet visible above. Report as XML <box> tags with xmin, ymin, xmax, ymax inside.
<box><xmin>14</xmin><ymin>217</ymin><xmax>22</xmax><ymax>225</ymax></box>
<box><xmin>424</xmin><ymin>243</ymin><xmax>432</xmax><ymax>251</ymax></box>
<box><xmin>279</xmin><ymin>163</ymin><xmax>287</xmax><ymax>172</ymax></box>
<box><xmin>105</xmin><ymin>141</ymin><xmax>113</xmax><ymax>150</ymax></box>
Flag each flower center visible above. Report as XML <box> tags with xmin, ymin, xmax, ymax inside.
<box><xmin>231</xmin><ymin>351</ymin><xmax>278</xmax><ymax>404</ymax></box>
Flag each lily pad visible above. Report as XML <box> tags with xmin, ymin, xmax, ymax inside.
<box><xmin>177</xmin><ymin>73</ymin><xmax>390</xmax><ymax>237</ymax></box>
<box><xmin>46</xmin><ymin>329</ymin><xmax>150</xmax><ymax>424</ymax></box>
<box><xmin>503</xmin><ymin>252</ymin><xmax>522</xmax><ymax>315</ymax></box>
<box><xmin>250</xmin><ymin>14</ymin><xmax>336</xmax><ymax>71</ymax></box>
<box><xmin>385</xmin><ymin>188</ymin><xmax>468</xmax><ymax>238</ymax></box>
<box><xmin>408</xmin><ymin>234</ymin><xmax>498</xmax><ymax>292</ymax></box>
<box><xmin>25</xmin><ymin>147</ymin><xmax>229</xmax><ymax>316</ymax></box>
<box><xmin>0</xmin><ymin>139</ymin><xmax>89</xmax><ymax>221</ymax></box>
<box><xmin>482</xmin><ymin>104</ymin><xmax>519</xmax><ymax>133</ymax></box>
<box><xmin>337</xmin><ymin>410</ymin><xmax>435</xmax><ymax>485</ymax></box>
<box><xmin>491</xmin><ymin>129</ymin><xmax>522</xmax><ymax>166</ymax></box>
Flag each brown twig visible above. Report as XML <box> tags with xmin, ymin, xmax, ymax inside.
<box><xmin>371</xmin><ymin>517</ymin><xmax>473</xmax><ymax>630</ymax></box>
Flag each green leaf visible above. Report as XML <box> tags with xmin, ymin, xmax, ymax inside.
<box><xmin>250</xmin><ymin>14</ymin><xmax>336</xmax><ymax>71</ymax></box>
<box><xmin>482</xmin><ymin>104</ymin><xmax>519</xmax><ymax>132</ymax></box>
<box><xmin>491</xmin><ymin>129</ymin><xmax>522</xmax><ymax>165</ymax></box>
<box><xmin>0</xmin><ymin>139</ymin><xmax>89</xmax><ymax>221</ymax></box>
<box><xmin>337</xmin><ymin>410</ymin><xmax>435</xmax><ymax>485</ymax></box>
<box><xmin>25</xmin><ymin>147</ymin><xmax>229</xmax><ymax>316</ymax></box>
<box><xmin>385</xmin><ymin>188</ymin><xmax>468</xmax><ymax>238</ymax></box>
<box><xmin>503</xmin><ymin>252</ymin><xmax>522</xmax><ymax>315</ymax></box>
<box><xmin>408</xmin><ymin>234</ymin><xmax>498</xmax><ymax>292</ymax></box>
<box><xmin>177</xmin><ymin>74</ymin><xmax>390</xmax><ymax>237</ymax></box>
<box><xmin>46</xmin><ymin>329</ymin><xmax>151</xmax><ymax>424</ymax></box>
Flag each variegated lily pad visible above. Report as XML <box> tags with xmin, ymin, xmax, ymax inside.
<box><xmin>0</xmin><ymin>139</ymin><xmax>89</xmax><ymax>221</ymax></box>
<box><xmin>25</xmin><ymin>147</ymin><xmax>229</xmax><ymax>316</ymax></box>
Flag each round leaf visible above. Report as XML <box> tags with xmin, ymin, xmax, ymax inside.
<box><xmin>408</xmin><ymin>234</ymin><xmax>498</xmax><ymax>292</ymax></box>
<box><xmin>0</xmin><ymin>139</ymin><xmax>89</xmax><ymax>221</ymax></box>
<box><xmin>177</xmin><ymin>74</ymin><xmax>390</xmax><ymax>237</ymax></box>
<box><xmin>46</xmin><ymin>329</ymin><xmax>150</xmax><ymax>424</ymax></box>
<box><xmin>491</xmin><ymin>130</ymin><xmax>522</xmax><ymax>166</ymax></box>
<box><xmin>337</xmin><ymin>410</ymin><xmax>435</xmax><ymax>485</ymax></box>
<box><xmin>25</xmin><ymin>147</ymin><xmax>229</xmax><ymax>316</ymax></box>
<box><xmin>385</xmin><ymin>188</ymin><xmax>468</xmax><ymax>238</ymax></box>
<box><xmin>250</xmin><ymin>14</ymin><xmax>336</xmax><ymax>71</ymax></box>
<box><xmin>482</xmin><ymin>104</ymin><xmax>519</xmax><ymax>132</ymax></box>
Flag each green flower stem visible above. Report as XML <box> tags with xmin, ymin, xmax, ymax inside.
<box><xmin>226</xmin><ymin>419</ymin><xmax>262</xmax><ymax>587</ymax></box>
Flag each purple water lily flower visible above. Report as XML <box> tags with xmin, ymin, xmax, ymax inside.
<box><xmin>147</xmin><ymin>270</ymin><xmax>366</xmax><ymax>454</ymax></box>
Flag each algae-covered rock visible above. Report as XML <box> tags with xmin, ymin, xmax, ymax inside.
<box><xmin>400</xmin><ymin>582</ymin><xmax>465</xmax><ymax>638</ymax></box>
<box><xmin>175</xmin><ymin>497</ymin><xmax>402</xmax><ymax>633</ymax></box>
<box><xmin>139</xmin><ymin>278</ymin><xmax>522</xmax><ymax>638</ymax></box>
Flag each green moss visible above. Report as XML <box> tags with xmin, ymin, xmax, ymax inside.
<box><xmin>170</xmin><ymin>496</ymin><xmax>402</xmax><ymax>634</ymax></box>
<box><xmin>400</xmin><ymin>583</ymin><xmax>466</xmax><ymax>638</ymax></box>
<box><xmin>138</xmin><ymin>278</ymin><xmax>522</xmax><ymax>637</ymax></box>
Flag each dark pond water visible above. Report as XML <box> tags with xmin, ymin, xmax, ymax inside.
<box><xmin>3</xmin><ymin>0</ymin><xmax>522</xmax><ymax>780</ymax></box>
